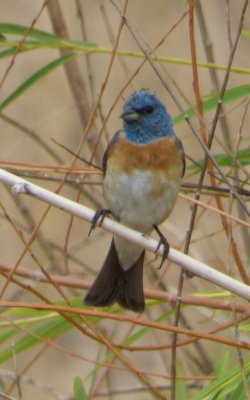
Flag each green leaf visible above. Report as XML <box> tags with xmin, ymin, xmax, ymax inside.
<box><xmin>0</xmin><ymin>48</ymin><xmax>22</xmax><ymax>58</ymax></box>
<box><xmin>205</xmin><ymin>353</ymin><xmax>230</xmax><ymax>400</ymax></box>
<box><xmin>173</xmin><ymin>84</ymin><xmax>250</xmax><ymax>124</ymax></box>
<box><xmin>0</xmin><ymin>297</ymin><xmax>102</xmax><ymax>363</ymax></box>
<box><xmin>2</xmin><ymin>296</ymin><xmax>84</xmax><ymax>319</ymax></box>
<box><xmin>191</xmin><ymin>359</ymin><xmax>250</xmax><ymax>400</ymax></box>
<box><xmin>242</xmin><ymin>30</ymin><xmax>250</xmax><ymax>38</ymax></box>
<box><xmin>0</xmin><ymin>23</ymin><xmax>97</xmax><ymax>49</ymax></box>
<box><xmin>122</xmin><ymin>307</ymin><xmax>175</xmax><ymax>347</ymax></box>
<box><xmin>0</xmin><ymin>316</ymin><xmax>72</xmax><ymax>363</ymax></box>
<box><xmin>211</xmin><ymin>148</ymin><xmax>250</xmax><ymax>167</ymax></box>
<box><xmin>230</xmin><ymin>370</ymin><xmax>250</xmax><ymax>400</ymax></box>
<box><xmin>192</xmin><ymin>290</ymin><xmax>231</xmax><ymax>299</ymax></box>
<box><xmin>0</xmin><ymin>23</ymin><xmax>59</xmax><ymax>40</ymax></box>
<box><xmin>84</xmin><ymin>309</ymin><xmax>176</xmax><ymax>382</ymax></box>
<box><xmin>0</xmin><ymin>53</ymin><xmax>76</xmax><ymax>111</ymax></box>
<box><xmin>176</xmin><ymin>363</ymin><xmax>188</xmax><ymax>400</ymax></box>
<box><xmin>0</xmin><ymin>327</ymin><xmax>19</xmax><ymax>345</ymax></box>
<box><xmin>239</xmin><ymin>323</ymin><xmax>250</xmax><ymax>331</ymax></box>
<box><xmin>213</xmin><ymin>352</ymin><xmax>229</xmax><ymax>377</ymax></box>
<box><xmin>73</xmin><ymin>377</ymin><xmax>88</xmax><ymax>400</ymax></box>
<box><xmin>187</xmin><ymin>147</ymin><xmax>250</xmax><ymax>175</ymax></box>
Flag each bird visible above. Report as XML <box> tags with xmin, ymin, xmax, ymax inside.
<box><xmin>84</xmin><ymin>89</ymin><xmax>185</xmax><ymax>313</ymax></box>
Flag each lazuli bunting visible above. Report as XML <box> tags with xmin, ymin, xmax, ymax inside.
<box><xmin>84</xmin><ymin>90</ymin><xmax>185</xmax><ymax>312</ymax></box>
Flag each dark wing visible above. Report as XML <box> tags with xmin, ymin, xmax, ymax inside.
<box><xmin>175</xmin><ymin>136</ymin><xmax>185</xmax><ymax>178</ymax></box>
<box><xmin>181</xmin><ymin>149</ymin><xmax>186</xmax><ymax>178</ymax></box>
<box><xmin>102</xmin><ymin>130</ymin><xmax>122</xmax><ymax>176</ymax></box>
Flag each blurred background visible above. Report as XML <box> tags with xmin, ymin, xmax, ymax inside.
<box><xmin>0</xmin><ymin>1</ymin><xmax>249</xmax><ymax>399</ymax></box>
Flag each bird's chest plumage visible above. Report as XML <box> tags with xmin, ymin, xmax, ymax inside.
<box><xmin>104</xmin><ymin>134</ymin><xmax>182</xmax><ymax>233</ymax></box>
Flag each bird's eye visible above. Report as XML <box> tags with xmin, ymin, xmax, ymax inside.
<box><xmin>135</xmin><ymin>105</ymin><xmax>154</xmax><ymax>115</ymax></box>
<box><xmin>144</xmin><ymin>105</ymin><xmax>154</xmax><ymax>114</ymax></box>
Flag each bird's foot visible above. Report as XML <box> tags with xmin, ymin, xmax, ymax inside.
<box><xmin>184</xmin><ymin>270</ymin><xmax>194</xmax><ymax>278</ymax></box>
<box><xmin>88</xmin><ymin>209</ymin><xmax>111</xmax><ymax>236</ymax></box>
<box><xmin>153</xmin><ymin>224</ymin><xmax>170</xmax><ymax>269</ymax></box>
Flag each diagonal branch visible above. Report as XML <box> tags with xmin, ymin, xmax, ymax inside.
<box><xmin>0</xmin><ymin>168</ymin><xmax>250</xmax><ymax>301</ymax></box>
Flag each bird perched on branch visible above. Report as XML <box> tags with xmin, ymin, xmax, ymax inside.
<box><xmin>84</xmin><ymin>90</ymin><xmax>185</xmax><ymax>312</ymax></box>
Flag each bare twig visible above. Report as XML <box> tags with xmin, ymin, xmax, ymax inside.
<box><xmin>1</xmin><ymin>300</ymin><xmax>250</xmax><ymax>351</ymax></box>
<box><xmin>1</xmin><ymin>262</ymin><xmax>250</xmax><ymax>313</ymax></box>
<box><xmin>46</xmin><ymin>0</ymin><xmax>104</xmax><ymax>163</ymax></box>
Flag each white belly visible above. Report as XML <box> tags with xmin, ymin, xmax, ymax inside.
<box><xmin>104</xmin><ymin>169</ymin><xmax>180</xmax><ymax>270</ymax></box>
<box><xmin>104</xmin><ymin>169</ymin><xmax>180</xmax><ymax>233</ymax></box>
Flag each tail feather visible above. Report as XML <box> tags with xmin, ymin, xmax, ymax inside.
<box><xmin>117</xmin><ymin>250</ymin><xmax>145</xmax><ymax>312</ymax></box>
<box><xmin>84</xmin><ymin>239</ymin><xmax>145</xmax><ymax>312</ymax></box>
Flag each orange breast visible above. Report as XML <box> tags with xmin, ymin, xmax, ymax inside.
<box><xmin>108</xmin><ymin>134</ymin><xmax>182</xmax><ymax>180</ymax></box>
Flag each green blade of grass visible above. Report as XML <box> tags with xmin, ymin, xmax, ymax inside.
<box><xmin>73</xmin><ymin>377</ymin><xmax>88</xmax><ymax>400</ymax></box>
<box><xmin>84</xmin><ymin>308</ymin><xmax>176</xmax><ymax>382</ymax></box>
<box><xmin>0</xmin><ymin>328</ymin><xmax>19</xmax><ymax>345</ymax></box>
<box><xmin>188</xmin><ymin>147</ymin><xmax>250</xmax><ymax>174</ymax></box>
<box><xmin>0</xmin><ymin>23</ymin><xmax>97</xmax><ymax>50</ymax></box>
<box><xmin>0</xmin><ymin>48</ymin><xmax>22</xmax><ymax>58</ymax></box>
<box><xmin>0</xmin><ymin>52</ymin><xmax>76</xmax><ymax>111</ymax></box>
<box><xmin>0</xmin><ymin>23</ymin><xmax>60</xmax><ymax>41</ymax></box>
<box><xmin>191</xmin><ymin>359</ymin><xmax>250</xmax><ymax>400</ymax></box>
<box><xmin>173</xmin><ymin>84</ymin><xmax>250</xmax><ymax>124</ymax></box>
<box><xmin>230</xmin><ymin>371</ymin><xmax>250</xmax><ymax>400</ymax></box>
<box><xmin>0</xmin><ymin>316</ymin><xmax>72</xmax><ymax>363</ymax></box>
<box><xmin>242</xmin><ymin>30</ymin><xmax>250</xmax><ymax>38</ymax></box>
<box><xmin>0</xmin><ymin>297</ymin><xmax>101</xmax><ymax>363</ymax></box>
<box><xmin>176</xmin><ymin>363</ymin><xmax>189</xmax><ymax>400</ymax></box>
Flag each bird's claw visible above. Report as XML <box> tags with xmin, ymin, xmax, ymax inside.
<box><xmin>184</xmin><ymin>270</ymin><xmax>194</xmax><ymax>278</ymax></box>
<box><xmin>153</xmin><ymin>224</ymin><xmax>170</xmax><ymax>269</ymax></box>
<box><xmin>88</xmin><ymin>209</ymin><xmax>111</xmax><ymax>237</ymax></box>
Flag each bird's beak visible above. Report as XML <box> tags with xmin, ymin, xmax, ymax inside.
<box><xmin>120</xmin><ymin>107</ymin><xmax>139</xmax><ymax>123</ymax></box>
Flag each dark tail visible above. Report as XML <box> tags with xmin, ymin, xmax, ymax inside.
<box><xmin>84</xmin><ymin>239</ymin><xmax>145</xmax><ymax>313</ymax></box>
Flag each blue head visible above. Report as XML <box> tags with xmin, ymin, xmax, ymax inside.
<box><xmin>121</xmin><ymin>90</ymin><xmax>174</xmax><ymax>144</ymax></box>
